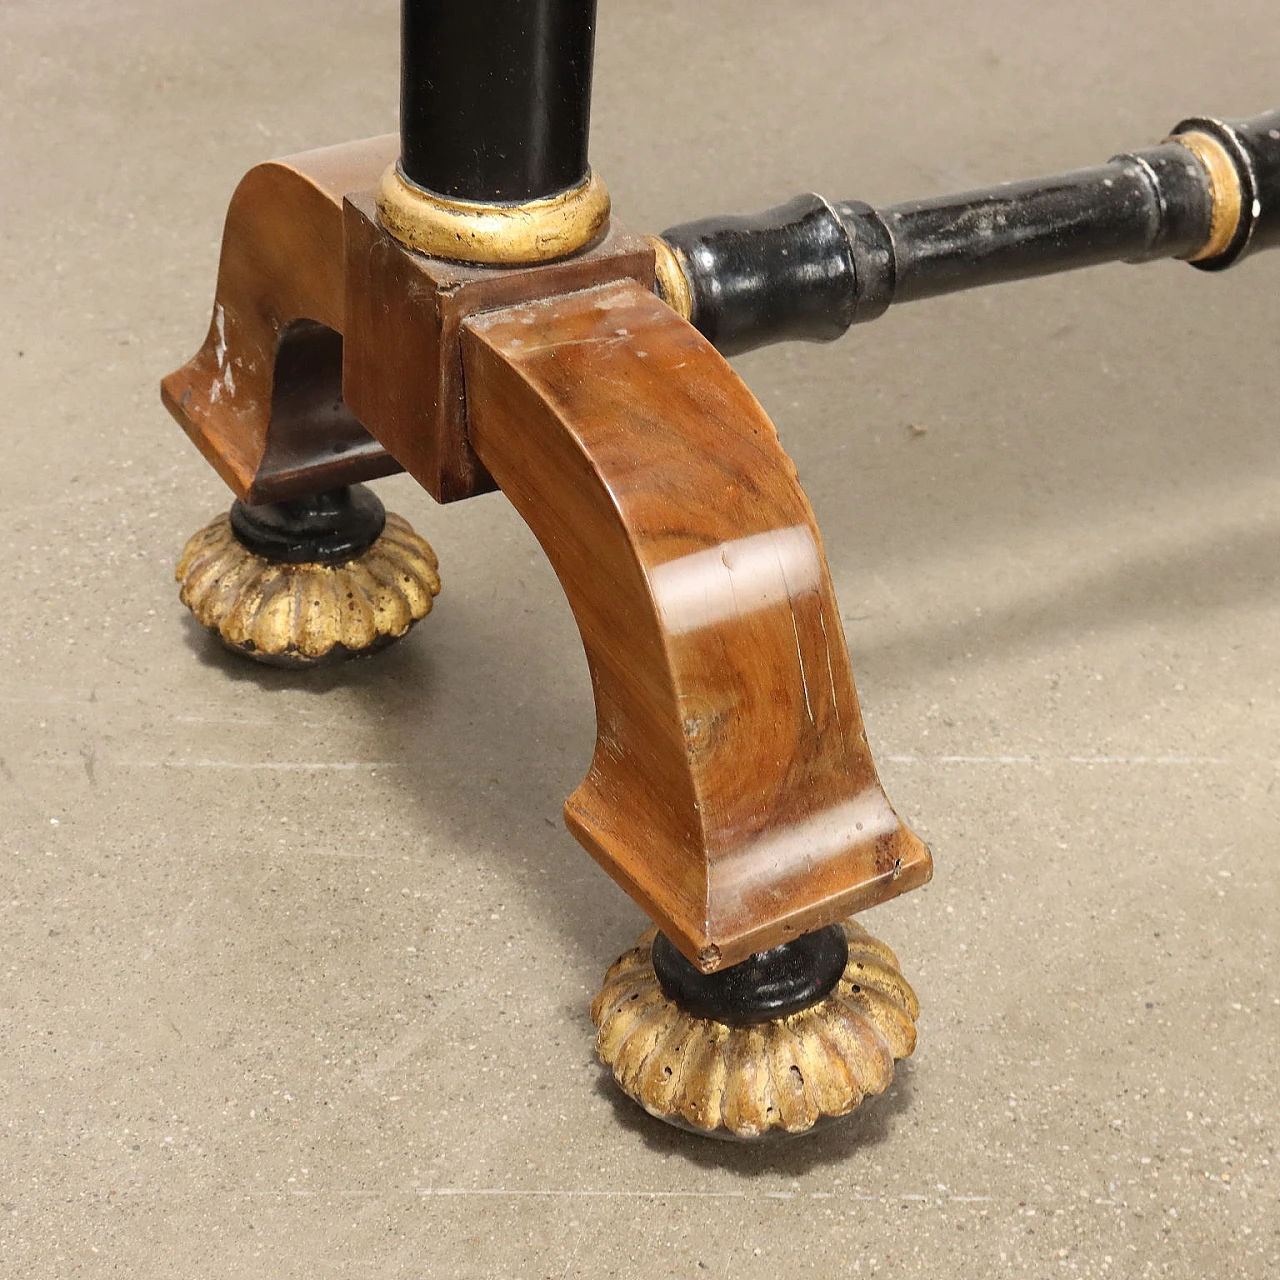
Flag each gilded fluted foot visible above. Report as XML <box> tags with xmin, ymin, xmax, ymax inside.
<box><xmin>591</xmin><ymin>920</ymin><xmax>918</xmax><ymax>1141</ymax></box>
<box><xmin>175</xmin><ymin>508</ymin><xmax>440</xmax><ymax>667</ymax></box>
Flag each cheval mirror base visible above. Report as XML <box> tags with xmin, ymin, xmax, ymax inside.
<box><xmin>161</xmin><ymin>0</ymin><xmax>1279</xmax><ymax>1139</ymax></box>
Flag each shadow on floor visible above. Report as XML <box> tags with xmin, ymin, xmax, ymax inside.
<box><xmin>590</xmin><ymin>1060</ymin><xmax>919</xmax><ymax>1177</ymax></box>
<box><xmin>175</xmin><ymin>488</ymin><xmax>1280</xmax><ymax>974</ymax></box>
<box><xmin>852</xmin><ymin>513</ymin><xmax>1280</xmax><ymax>686</ymax></box>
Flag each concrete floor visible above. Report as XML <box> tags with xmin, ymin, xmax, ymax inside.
<box><xmin>2</xmin><ymin>1</ymin><xmax>1278</xmax><ymax>1276</ymax></box>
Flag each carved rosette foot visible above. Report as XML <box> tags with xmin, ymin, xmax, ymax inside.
<box><xmin>176</xmin><ymin>485</ymin><xmax>440</xmax><ymax>667</ymax></box>
<box><xmin>591</xmin><ymin>921</ymin><xmax>918</xmax><ymax>1140</ymax></box>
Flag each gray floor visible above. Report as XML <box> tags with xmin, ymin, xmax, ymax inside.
<box><xmin>3</xmin><ymin>2</ymin><xmax>1278</xmax><ymax>1277</ymax></box>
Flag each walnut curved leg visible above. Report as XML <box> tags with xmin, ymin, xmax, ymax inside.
<box><xmin>160</xmin><ymin>137</ymin><xmax>402</xmax><ymax>504</ymax></box>
<box><xmin>462</xmin><ymin>280</ymin><xmax>931</xmax><ymax>972</ymax></box>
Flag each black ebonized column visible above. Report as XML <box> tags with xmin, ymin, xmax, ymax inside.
<box><xmin>662</xmin><ymin>110</ymin><xmax>1280</xmax><ymax>354</ymax></box>
<box><xmin>400</xmin><ymin>0</ymin><xmax>597</xmax><ymax>203</ymax></box>
<box><xmin>871</xmin><ymin>148</ymin><xmax>1210</xmax><ymax>304</ymax></box>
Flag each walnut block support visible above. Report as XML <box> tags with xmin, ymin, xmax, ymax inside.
<box><xmin>340</xmin><ymin>192</ymin><xmax>655</xmax><ymax>503</ymax></box>
<box><xmin>462</xmin><ymin>281</ymin><xmax>932</xmax><ymax>971</ymax></box>
<box><xmin>160</xmin><ymin>137</ymin><xmax>403</xmax><ymax>504</ymax></box>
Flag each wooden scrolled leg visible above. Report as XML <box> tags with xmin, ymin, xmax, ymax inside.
<box><xmin>461</xmin><ymin>280</ymin><xmax>931</xmax><ymax>972</ymax></box>
<box><xmin>160</xmin><ymin>137</ymin><xmax>403</xmax><ymax>504</ymax></box>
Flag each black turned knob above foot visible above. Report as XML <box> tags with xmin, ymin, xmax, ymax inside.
<box><xmin>228</xmin><ymin>485</ymin><xmax>386</xmax><ymax>566</ymax></box>
<box><xmin>650</xmin><ymin>926</ymin><xmax>849</xmax><ymax>1026</ymax></box>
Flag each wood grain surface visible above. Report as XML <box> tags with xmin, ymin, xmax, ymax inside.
<box><xmin>342</xmin><ymin>192</ymin><xmax>653</xmax><ymax>503</ymax></box>
<box><xmin>160</xmin><ymin>137</ymin><xmax>402</xmax><ymax>503</ymax></box>
<box><xmin>463</xmin><ymin>281</ymin><xmax>932</xmax><ymax>970</ymax></box>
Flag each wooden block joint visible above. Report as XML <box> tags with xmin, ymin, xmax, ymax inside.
<box><xmin>341</xmin><ymin>192</ymin><xmax>656</xmax><ymax>504</ymax></box>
